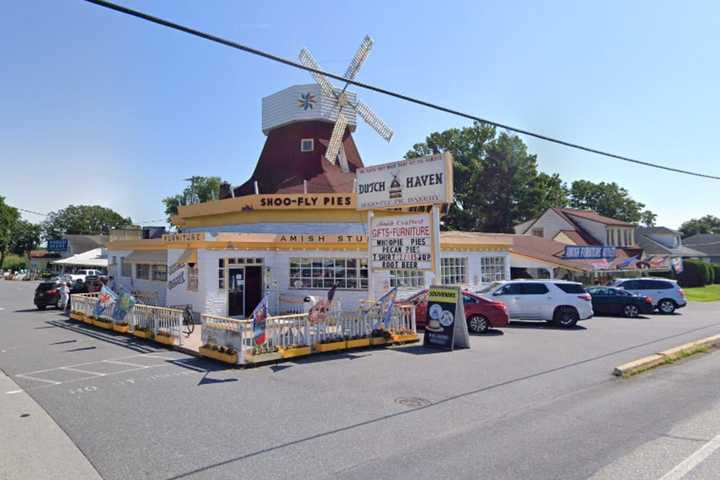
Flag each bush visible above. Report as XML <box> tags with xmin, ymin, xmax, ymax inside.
<box><xmin>714</xmin><ymin>265</ymin><xmax>720</xmax><ymax>284</ymax></box>
<box><xmin>678</xmin><ymin>259</ymin><xmax>714</xmax><ymax>287</ymax></box>
<box><xmin>2</xmin><ymin>254</ymin><xmax>27</xmax><ymax>272</ymax></box>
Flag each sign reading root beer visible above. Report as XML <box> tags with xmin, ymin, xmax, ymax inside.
<box><xmin>370</xmin><ymin>214</ymin><xmax>432</xmax><ymax>270</ymax></box>
<box><xmin>356</xmin><ymin>153</ymin><xmax>453</xmax><ymax>210</ymax></box>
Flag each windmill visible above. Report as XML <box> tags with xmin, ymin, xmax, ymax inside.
<box><xmin>299</xmin><ymin>35</ymin><xmax>394</xmax><ymax>172</ymax></box>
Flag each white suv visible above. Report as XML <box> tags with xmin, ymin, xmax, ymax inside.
<box><xmin>481</xmin><ymin>280</ymin><xmax>593</xmax><ymax>327</ymax></box>
<box><xmin>611</xmin><ymin>277</ymin><xmax>686</xmax><ymax>314</ymax></box>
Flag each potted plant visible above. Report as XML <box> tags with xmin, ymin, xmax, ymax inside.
<box><xmin>93</xmin><ymin>317</ymin><xmax>113</xmax><ymax>330</ymax></box>
<box><xmin>133</xmin><ymin>325</ymin><xmax>153</xmax><ymax>339</ymax></box>
<box><xmin>370</xmin><ymin>328</ymin><xmax>392</xmax><ymax>346</ymax></box>
<box><xmin>154</xmin><ymin>328</ymin><xmax>174</xmax><ymax>345</ymax></box>
<box><xmin>112</xmin><ymin>321</ymin><xmax>130</xmax><ymax>334</ymax></box>
<box><xmin>279</xmin><ymin>343</ymin><xmax>312</xmax><ymax>359</ymax></box>
<box><xmin>199</xmin><ymin>343</ymin><xmax>239</xmax><ymax>364</ymax></box>
<box><xmin>314</xmin><ymin>336</ymin><xmax>347</xmax><ymax>353</ymax></box>
<box><xmin>245</xmin><ymin>344</ymin><xmax>282</xmax><ymax>363</ymax></box>
<box><xmin>391</xmin><ymin>328</ymin><xmax>419</xmax><ymax>344</ymax></box>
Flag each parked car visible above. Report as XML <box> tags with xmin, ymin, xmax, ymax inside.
<box><xmin>34</xmin><ymin>281</ymin><xmax>63</xmax><ymax>310</ymax></box>
<box><xmin>68</xmin><ymin>269</ymin><xmax>104</xmax><ymax>282</ymax></box>
<box><xmin>480</xmin><ymin>280</ymin><xmax>593</xmax><ymax>328</ymax></box>
<box><xmin>400</xmin><ymin>289</ymin><xmax>509</xmax><ymax>333</ymax></box>
<box><xmin>586</xmin><ymin>286</ymin><xmax>654</xmax><ymax>317</ymax></box>
<box><xmin>611</xmin><ymin>277</ymin><xmax>687</xmax><ymax>314</ymax></box>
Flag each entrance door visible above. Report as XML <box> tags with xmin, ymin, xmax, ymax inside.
<box><xmin>244</xmin><ymin>266</ymin><xmax>263</xmax><ymax>318</ymax></box>
<box><xmin>228</xmin><ymin>268</ymin><xmax>245</xmax><ymax>317</ymax></box>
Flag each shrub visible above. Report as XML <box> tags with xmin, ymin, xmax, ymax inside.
<box><xmin>2</xmin><ymin>255</ymin><xmax>27</xmax><ymax>271</ymax></box>
<box><xmin>714</xmin><ymin>265</ymin><xmax>720</xmax><ymax>284</ymax></box>
<box><xmin>678</xmin><ymin>259</ymin><xmax>713</xmax><ymax>287</ymax></box>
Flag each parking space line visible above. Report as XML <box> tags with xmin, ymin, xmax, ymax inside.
<box><xmin>102</xmin><ymin>360</ymin><xmax>150</xmax><ymax>368</ymax></box>
<box><xmin>15</xmin><ymin>374</ymin><xmax>61</xmax><ymax>385</ymax></box>
<box><xmin>61</xmin><ymin>366</ymin><xmax>107</xmax><ymax>377</ymax></box>
<box><xmin>15</xmin><ymin>353</ymin><xmax>176</xmax><ymax>376</ymax></box>
<box><xmin>658</xmin><ymin>433</ymin><xmax>720</xmax><ymax>480</ymax></box>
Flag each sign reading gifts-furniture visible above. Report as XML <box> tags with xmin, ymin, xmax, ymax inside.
<box><xmin>355</xmin><ymin>153</ymin><xmax>453</xmax><ymax>210</ymax></box>
<box><xmin>370</xmin><ymin>214</ymin><xmax>432</xmax><ymax>270</ymax></box>
<box><xmin>422</xmin><ymin>285</ymin><xmax>470</xmax><ymax>351</ymax></box>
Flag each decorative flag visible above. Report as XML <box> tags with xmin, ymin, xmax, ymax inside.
<box><xmin>112</xmin><ymin>291</ymin><xmax>136</xmax><ymax>322</ymax></box>
<box><xmin>93</xmin><ymin>286</ymin><xmax>117</xmax><ymax>317</ymax></box>
<box><xmin>251</xmin><ymin>295</ymin><xmax>270</xmax><ymax>346</ymax></box>
<box><xmin>671</xmin><ymin>257</ymin><xmax>684</xmax><ymax>274</ymax></box>
<box><xmin>381</xmin><ymin>287</ymin><xmax>398</xmax><ymax>329</ymax></box>
<box><xmin>591</xmin><ymin>259</ymin><xmax>610</xmax><ymax>270</ymax></box>
<box><xmin>649</xmin><ymin>256</ymin><xmax>669</xmax><ymax>269</ymax></box>
<box><xmin>618</xmin><ymin>255</ymin><xmax>638</xmax><ymax>269</ymax></box>
<box><xmin>308</xmin><ymin>285</ymin><xmax>337</xmax><ymax>325</ymax></box>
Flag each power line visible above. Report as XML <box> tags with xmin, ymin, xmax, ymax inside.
<box><xmin>17</xmin><ymin>208</ymin><xmax>49</xmax><ymax>217</ymax></box>
<box><xmin>82</xmin><ymin>0</ymin><xmax>720</xmax><ymax>181</ymax></box>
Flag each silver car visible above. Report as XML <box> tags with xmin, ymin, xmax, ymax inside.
<box><xmin>611</xmin><ymin>277</ymin><xmax>687</xmax><ymax>314</ymax></box>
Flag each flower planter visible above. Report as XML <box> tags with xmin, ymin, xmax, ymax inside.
<box><xmin>133</xmin><ymin>329</ymin><xmax>152</xmax><ymax>339</ymax></box>
<box><xmin>199</xmin><ymin>346</ymin><xmax>238</xmax><ymax>365</ymax></box>
<box><xmin>70</xmin><ymin>312</ymin><xmax>85</xmax><ymax>322</ymax></box>
<box><xmin>112</xmin><ymin>323</ymin><xmax>129</xmax><ymax>334</ymax></box>
<box><xmin>392</xmin><ymin>333</ymin><xmax>419</xmax><ymax>344</ymax></box>
<box><xmin>314</xmin><ymin>340</ymin><xmax>347</xmax><ymax>353</ymax></box>
<box><xmin>244</xmin><ymin>351</ymin><xmax>283</xmax><ymax>364</ymax></box>
<box><xmin>279</xmin><ymin>346</ymin><xmax>312</xmax><ymax>359</ymax></box>
<box><xmin>155</xmin><ymin>334</ymin><xmax>175</xmax><ymax>346</ymax></box>
<box><xmin>370</xmin><ymin>337</ymin><xmax>390</xmax><ymax>346</ymax></box>
<box><xmin>93</xmin><ymin>319</ymin><xmax>113</xmax><ymax>330</ymax></box>
<box><xmin>346</xmin><ymin>338</ymin><xmax>371</xmax><ymax>349</ymax></box>
<box><xmin>82</xmin><ymin>315</ymin><xmax>94</xmax><ymax>325</ymax></box>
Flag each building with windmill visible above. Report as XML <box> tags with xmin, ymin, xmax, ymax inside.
<box><xmin>106</xmin><ymin>36</ymin><xmax>517</xmax><ymax>318</ymax></box>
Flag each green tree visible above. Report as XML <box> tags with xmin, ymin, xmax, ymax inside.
<box><xmin>679</xmin><ymin>215</ymin><xmax>720</xmax><ymax>238</ymax></box>
<box><xmin>0</xmin><ymin>196</ymin><xmax>20</xmax><ymax>270</ymax></box>
<box><xmin>42</xmin><ymin>205</ymin><xmax>132</xmax><ymax>239</ymax></box>
<box><xmin>11</xmin><ymin>220</ymin><xmax>41</xmax><ymax>260</ymax></box>
<box><xmin>406</xmin><ymin>123</ymin><xmax>567</xmax><ymax>232</ymax></box>
<box><xmin>639</xmin><ymin>210</ymin><xmax>658</xmax><ymax>227</ymax></box>
<box><xmin>162</xmin><ymin>176</ymin><xmax>222</xmax><ymax>223</ymax></box>
<box><xmin>568</xmin><ymin>180</ymin><xmax>654</xmax><ymax>224</ymax></box>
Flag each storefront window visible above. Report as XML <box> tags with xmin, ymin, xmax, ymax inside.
<box><xmin>121</xmin><ymin>258</ymin><xmax>132</xmax><ymax>277</ymax></box>
<box><xmin>441</xmin><ymin>257</ymin><xmax>468</xmax><ymax>285</ymax></box>
<box><xmin>136</xmin><ymin>263</ymin><xmax>150</xmax><ymax>280</ymax></box>
<box><xmin>151</xmin><ymin>264</ymin><xmax>167</xmax><ymax>282</ymax></box>
<box><xmin>188</xmin><ymin>264</ymin><xmax>199</xmax><ymax>291</ymax></box>
<box><xmin>480</xmin><ymin>256</ymin><xmax>506</xmax><ymax>282</ymax></box>
<box><xmin>290</xmin><ymin>257</ymin><xmax>368</xmax><ymax>290</ymax></box>
<box><xmin>390</xmin><ymin>270</ymin><xmax>425</xmax><ymax>288</ymax></box>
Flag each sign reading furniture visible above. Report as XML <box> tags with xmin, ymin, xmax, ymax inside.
<box><xmin>355</xmin><ymin>153</ymin><xmax>453</xmax><ymax>210</ymax></box>
<box><xmin>370</xmin><ymin>214</ymin><xmax>432</xmax><ymax>270</ymax></box>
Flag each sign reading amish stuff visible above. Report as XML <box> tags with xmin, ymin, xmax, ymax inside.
<box><xmin>370</xmin><ymin>214</ymin><xmax>432</xmax><ymax>270</ymax></box>
<box><xmin>355</xmin><ymin>153</ymin><xmax>453</xmax><ymax>210</ymax></box>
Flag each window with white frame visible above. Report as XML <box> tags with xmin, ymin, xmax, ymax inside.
<box><xmin>289</xmin><ymin>257</ymin><xmax>368</xmax><ymax>289</ymax></box>
<box><xmin>390</xmin><ymin>269</ymin><xmax>425</xmax><ymax>288</ymax></box>
<box><xmin>300</xmin><ymin>138</ymin><xmax>314</xmax><ymax>152</ymax></box>
<box><xmin>218</xmin><ymin>258</ymin><xmax>224</xmax><ymax>289</ymax></box>
<box><xmin>121</xmin><ymin>258</ymin><xmax>132</xmax><ymax>277</ymax></box>
<box><xmin>136</xmin><ymin>263</ymin><xmax>150</xmax><ymax>280</ymax></box>
<box><xmin>187</xmin><ymin>264</ymin><xmax>199</xmax><ymax>291</ymax></box>
<box><xmin>480</xmin><ymin>256</ymin><xmax>506</xmax><ymax>282</ymax></box>
<box><xmin>441</xmin><ymin>257</ymin><xmax>468</xmax><ymax>285</ymax></box>
<box><xmin>151</xmin><ymin>264</ymin><xmax>167</xmax><ymax>282</ymax></box>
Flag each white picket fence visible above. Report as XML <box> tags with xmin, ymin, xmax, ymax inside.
<box><xmin>70</xmin><ymin>293</ymin><xmax>185</xmax><ymax>346</ymax></box>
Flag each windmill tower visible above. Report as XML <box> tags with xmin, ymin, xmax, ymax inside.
<box><xmin>232</xmin><ymin>36</ymin><xmax>393</xmax><ymax>197</ymax></box>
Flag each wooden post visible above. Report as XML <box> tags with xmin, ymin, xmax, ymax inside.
<box><xmin>431</xmin><ymin>205</ymin><xmax>442</xmax><ymax>285</ymax></box>
<box><xmin>367</xmin><ymin>210</ymin><xmax>374</xmax><ymax>301</ymax></box>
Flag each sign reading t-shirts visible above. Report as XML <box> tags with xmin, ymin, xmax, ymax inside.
<box><xmin>370</xmin><ymin>214</ymin><xmax>432</xmax><ymax>271</ymax></box>
<box><xmin>355</xmin><ymin>153</ymin><xmax>453</xmax><ymax>210</ymax></box>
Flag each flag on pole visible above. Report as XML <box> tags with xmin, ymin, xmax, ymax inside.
<box><xmin>308</xmin><ymin>284</ymin><xmax>338</xmax><ymax>324</ymax></box>
<box><xmin>93</xmin><ymin>285</ymin><xmax>117</xmax><ymax>317</ymax></box>
<box><xmin>618</xmin><ymin>255</ymin><xmax>638</xmax><ymax>269</ymax></box>
<box><xmin>671</xmin><ymin>257</ymin><xmax>684</xmax><ymax>274</ymax></box>
<box><xmin>251</xmin><ymin>295</ymin><xmax>270</xmax><ymax>346</ymax></box>
<box><xmin>591</xmin><ymin>259</ymin><xmax>610</xmax><ymax>270</ymax></box>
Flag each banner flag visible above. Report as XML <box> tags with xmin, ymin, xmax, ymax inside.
<box><xmin>251</xmin><ymin>295</ymin><xmax>270</xmax><ymax>346</ymax></box>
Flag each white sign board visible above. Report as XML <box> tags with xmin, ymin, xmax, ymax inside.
<box><xmin>356</xmin><ymin>153</ymin><xmax>453</xmax><ymax>210</ymax></box>
<box><xmin>370</xmin><ymin>213</ymin><xmax>432</xmax><ymax>270</ymax></box>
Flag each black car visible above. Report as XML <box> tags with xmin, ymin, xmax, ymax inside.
<box><xmin>34</xmin><ymin>281</ymin><xmax>63</xmax><ymax>310</ymax></box>
<box><xmin>587</xmin><ymin>287</ymin><xmax>654</xmax><ymax>317</ymax></box>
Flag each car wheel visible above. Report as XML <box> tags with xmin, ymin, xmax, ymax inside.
<box><xmin>36</xmin><ymin>304</ymin><xmax>46</xmax><ymax>310</ymax></box>
<box><xmin>623</xmin><ymin>304</ymin><xmax>640</xmax><ymax>318</ymax></box>
<box><xmin>658</xmin><ymin>299</ymin><xmax>676</xmax><ymax>314</ymax></box>
<box><xmin>554</xmin><ymin>307</ymin><xmax>579</xmax><ymax>328</ymax></box>
<box><xmin>467</xmin><ymin>315</ymin><xmax>489</xmax><ymax>334</ymax></box>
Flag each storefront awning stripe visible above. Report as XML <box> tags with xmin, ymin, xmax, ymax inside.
<box><xmin>124</xmin><ymin>250</ymin><xmax>167</xmax><ymax>264</ymax></box>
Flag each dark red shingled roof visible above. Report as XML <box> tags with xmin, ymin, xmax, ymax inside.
<box><xmin>233</xmin><ymin>121</ymin><xmax>362</xmax><ymax>197</ymax></box>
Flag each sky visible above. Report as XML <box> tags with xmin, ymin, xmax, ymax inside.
<box><xmin>2</xmin><ymin>0</ymin><xmax>719</xmax><ymax>229</ymax></box>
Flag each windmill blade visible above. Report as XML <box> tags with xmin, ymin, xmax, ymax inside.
<box><xmin>298</xmin><ymin>48</ymin><xmax>337</xmax><ymax>99</ymax></box>
<box><xmin>325</xmin><ymin>113</ymin><xmax>349</xmax><ymax>166</ymax></box>
<box><xmin>353</xmin><ymin>101</ymin><xmax>394</xmax><ymax>142</ymax></box>
<box><xmin>343</xmin><ymin>35</ymin><xmax>373</xmax><ymax>82</ymax></box>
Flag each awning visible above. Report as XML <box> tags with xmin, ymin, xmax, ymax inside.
<box><xmin>124</xmin><ymin>250</ymin><xmax>167</xmax><ymax>264</ymax></box>
<box><xmin>52</xmin><ymin>248</ymin><xmax>108</xmax><ymax>268</ymax></box>
<box><xmin>176</xmin><ymin>248</ymin><xmax>197</xmax><ymax>265</ymax></box>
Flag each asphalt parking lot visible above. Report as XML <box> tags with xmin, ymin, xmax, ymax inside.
<box><xmin>2</xmin><ymin>280</ymin><xmax>720</xmax><ymax>480</ymax></box>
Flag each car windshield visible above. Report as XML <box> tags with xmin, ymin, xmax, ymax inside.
<box><xmin>37</xmin><ymin>282</ymin><xmax>58</xmax><ymax>291</ymax></box>
<box><xmin>477</xmin><ymin>282</ymin><xmax>503</xmax><ymax>294</ymax></box>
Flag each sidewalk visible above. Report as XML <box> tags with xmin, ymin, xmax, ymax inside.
<box><xmin>0</xmin><ymin>371</ymin><xmax>102</xmax><ymax>480</ymax></box>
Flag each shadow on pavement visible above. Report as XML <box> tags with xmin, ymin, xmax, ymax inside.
<box><xmin>14</xmin><ymin>308</ymin><xmax>56</xmax><ymax>313</ymax></box>
<box><xmin>504</xmin><ymin>321</ymin><xmax>587</xmax><ymax>331</ymax></box>
<box><xmin>480</xmin><ymin>329</ymin><xmax>504</xmax><ymax>336</ymax></box>
<box><xmin>46</xmin><ymin>319</ymin><xmax>161</xmax><ymax>354</ymax></box>
<box><xmin>64</xmin><ymin>346</ymin><xmax>97</xmax><ymax>352</ymax></box>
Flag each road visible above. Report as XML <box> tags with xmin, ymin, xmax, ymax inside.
<box><xmin>1</xmin><ymin>280</ymin><xmax>720</xmax><ymax>480</ymax></box>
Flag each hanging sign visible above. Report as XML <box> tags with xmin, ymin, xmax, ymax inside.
<box><xmin>47</xmin><ymin>239</ymin><xmax>69</xmax><ymax>252</ymax></box>
<box><xmin>422</xmin><ymin>285</ymin><xmax>470</xmax><ymax>350</ymax></box>
<box><xmin>563</xmin><ymin>246</ymin><xmax>617</xmax><ymax>260</ymax></box>
<box><xmin>370</xmin><ymin>213</ymin><xmax>432</xmax><ymax>270</ymax></box>
<box><xmin>356</xmin><ymin>153</ymin><xmax>453</xmax><ymax>210</ymax></box>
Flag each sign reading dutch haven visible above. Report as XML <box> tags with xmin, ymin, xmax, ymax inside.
<box><xmin>423</xmin><ymin>285</ymin><xmax>470</xmax><ymax>350</ymax></box>
<box><xmin>370</xmin><ymin>214</ymin><xmax>432</xmax><ymax>270</ymax></box>
<box><xmin>563</xmin><ymin>246</ymin><xmax>617</xmax><ymax>260</ymax></box>
<box><xmin>355</xmin><ymin>153</ymin><xmax>453</xmax><ymax>210</ymax></box>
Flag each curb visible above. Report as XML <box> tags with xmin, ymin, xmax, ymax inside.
<box><xmin>613</xmin><ymin>334</ymin><xmax>720</xmax><ymax>377</ymax></box>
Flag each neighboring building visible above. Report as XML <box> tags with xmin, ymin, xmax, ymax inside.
<box><xmin>515</xmin><ymin>208</ymin><xmax>638</xmax><ymax>249</ymax></box>
<box><xmin>635</xmin><ymin>227</ymin><xmax>707</xmax><ymax>264</ymax></box>
<box><xmin>29</xmin><ymin>250</ymin><xmax>61</xmax><ymax>273</ymax></box>
<box><xmin>683</xmin><ymin>234</ymin><xmax>720</xmax><ymax>264</ymax></box>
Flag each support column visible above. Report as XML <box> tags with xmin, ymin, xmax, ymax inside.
<box><xmin>431</xmin><ymin>205</ymin><xmax>442</xmax><ymax>285</ymax></box>
<box><xmin>367</xmin><ymin>210</ymin><xmax>375</xmax><ymax>301</ymax></box>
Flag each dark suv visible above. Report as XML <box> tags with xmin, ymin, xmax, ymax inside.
<box><xmin>34</xmin><ymin>281</ymin><xmax>62</xmax><ymax>310</ymax></box>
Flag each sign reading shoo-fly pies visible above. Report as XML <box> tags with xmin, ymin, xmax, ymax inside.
<box><xmin>355</xmin><ymin>153</ymin><xmax>454</xmax><ymax>210</ymax></box>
